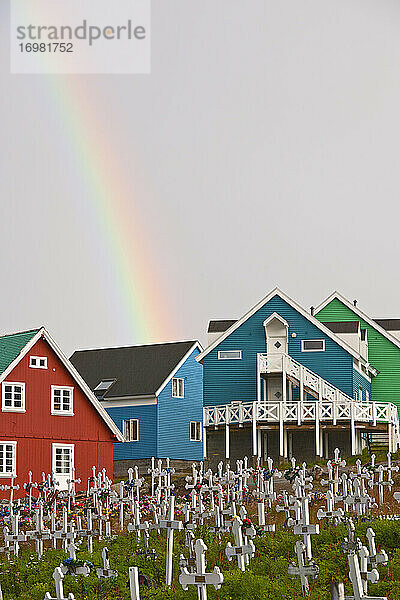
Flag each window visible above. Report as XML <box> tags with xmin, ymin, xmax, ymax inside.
<box><xmin>0</xmin><ymin>442</ymin><xmax>17</xmax><ymax>477</ymax></box>
<box><xmin>2</xmin><ymin>383</ymin><xmax>25</xmax><ymax>412</ymax></box>
<box><xmin>123</xmin><ymin>419</ymin><xmax>139</xmax><ymax>442</ymax></box>
<box><xmin>94</xmin><ymin>379</ymin><xmax>116</xmax><ymax>397</ymax></box>
<box><xmin>190</xmin><ymin>421</ymin><xmax>202</xmax><ymax>442</ymax></box>
<box><xmin>29</xmin><ymin>356</ymin><xmax>47</xmax><ymax>369</ymax></box>
<box><xmin>51</xmin><ymin>386</ymin><xmax>73</xmax><ymax>415</ymax></box>
<box><xmin>54</xmin><ymin>445</ymin><xmax>72</xmax><ymax>475</ymax></box>
<box><xmin>359</xmin><ymin>385</ymin><xmax>363</xmax><ymax>402</ymax></box>
<box><xmin>172</xmin><ymin>378</ymin><xmax>185</xmax><ymax>398</ymax></box>
<box><xmin>301</xmin><ymin>340</ymin><xmax>325</xmax><ymax>352</ymax></box>
<box><xmin>218</xmin><ymin>350</ymin><xmax>242</xmax><ymax>360</ymax></box>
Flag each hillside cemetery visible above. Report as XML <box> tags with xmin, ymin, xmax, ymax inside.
<box><xmin>1</xmin><ymin>453</ymin><xmax>400</xmax><ymax>598</ymax></box>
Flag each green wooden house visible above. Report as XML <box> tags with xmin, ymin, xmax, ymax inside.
<box><xmin>315</xmin><ymin>292</ymin><xmax>400</xmax><ymax>419</ymax></box>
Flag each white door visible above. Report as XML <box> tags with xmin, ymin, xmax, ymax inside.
<box><xmin>52</xmin><ymin>444</ymin><xmax>74</xmax><ymax>491</ymax></box>
<box><xmin>265</xmin><ymin>316</ymin><xmax>288</xmax><ymax>355</ymax></box>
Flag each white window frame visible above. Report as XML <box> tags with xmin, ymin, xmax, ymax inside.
<box><xmin>190</xmin><ymin>421</ymin><xmax>202</xmax><ymax>442</ymax></box>
<box><xmin>52</xmin><ymin>443</ymin><xmax>74</xmax><ymax>476</ymax></box>
<box><xmin>217</xmin><ymin>350</ymin><xmax>242</xmax><ymax>360</ymax></box>
<box><xmin>359</xmin><ymin>385</ymin><xmax>363</xmax><ymax>402</ymax></box>
<box><xmin>301</xmin><ymin>340</ymin><xmax>325</xmax><ymax>353</ymax></box>
<box><xmin>0</xmin><ymin>441</ymin><xmax>17</xmax><ymax>478</ymax></box>
<box><xmin>51</xmin><ymin>385</ymin><xmax>74</xmax><ymax>416</ymax></box>
<box><xmin>366</xmin><ymin>390</ymin><xmax>369</xmax><ymax>403</ymax></box>
<box><xmin>172</xmin><ymin>378</ymin><xmax>185</xmax><ymax>398</ymax></box>
<box><xmin>123</xmin><ymin>419</ymin><xmax>139</xmax><ymax>442</ymax></box>
<box><xmin>2</xmin><ymin>382</ymin><xmax>26</xmax><ymax>413</ymax></box>
<box><xmin>29</xmin><ymin>356</ymin><xmax>48</xmax><ymax>369</ymax></box>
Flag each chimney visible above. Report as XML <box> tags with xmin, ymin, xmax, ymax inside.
<box><xmin>353</xmin><ymin>300</ymin><xmax>357</xmax><ymax>307</ymax></box>
<box><xmin>310</xmin><ymin>306</ymin><xmax>315</xmax><ymax>316</ymax></box>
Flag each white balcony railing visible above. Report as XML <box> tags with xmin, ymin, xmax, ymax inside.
<box><xmin>204</xmin><ymin>399</ymin><xmax>400</xmax><ymax>429</ymax></box>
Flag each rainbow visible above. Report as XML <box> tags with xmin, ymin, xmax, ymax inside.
<box><xmin>50</xmin><ymin>80</ymin><xmax>174</xmax><ymax>344</ymax></box>
<box><xmin>8</xmin><ymin>2</ymin><xmax>176</xmax><ymax>344</ymax></box>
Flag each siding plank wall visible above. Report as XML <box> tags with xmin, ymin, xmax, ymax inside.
<box><xmin>203</xmin><ymin>295</ymin><xmax>354</xmax><ymax>407</ymax></box>
<box><xmin>106</xmin><ymin>405</ymin><xmax>157</xmax><ymax>460</ymax></box>
<box><xmin>317</xmin><ymin>299</ymin><xmax>400</xmax><ymax>414</ymax></box>
<box><xmin>157</xmin><ymin>348</ymin><xmax>203</xmax><ymax>460</ymax></box>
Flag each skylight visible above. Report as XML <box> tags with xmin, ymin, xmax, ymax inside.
<box><xmin>94</xmin><ymin>379</ymin><xmax>116</xmax><ymax>393</ymax></box>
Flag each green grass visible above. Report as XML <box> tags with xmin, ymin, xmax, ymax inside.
<box><xmin>2</xmin><ymin>518</ymin><xmax>400</xmax><ymax>599</ymax></box>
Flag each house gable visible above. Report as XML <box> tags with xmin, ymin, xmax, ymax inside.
<box><xmin>316</xmin><ymin>296</ymin><xmax>400</xmax><ymax>411</ymax></box>
<box><xmin>1</xmin><ymin>337</ymin><xmax>118</xmax><ymax>442</ymax></box>
<box><xmin>197</xmin><ymin>288</ymin><xmax>363</xmax><ymax>364</ymax></box>
<box><xmin>202</xmin><ymin>294</ymin><xmax>355</xmax><ymax>407</ymax></box>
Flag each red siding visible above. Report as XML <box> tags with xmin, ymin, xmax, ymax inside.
<box><xmin>0</xmin><ymin>337</ymin><xmax>116</xmax><ymax>498</ymax></box>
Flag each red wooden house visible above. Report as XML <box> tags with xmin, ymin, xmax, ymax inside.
<box><xmin>0</xmin><ymin>327</ymin><xmax>123</xmax><ymax>499</ymax></box>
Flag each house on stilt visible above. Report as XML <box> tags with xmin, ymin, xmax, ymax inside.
<box><xmin>197</xmin><ymin>288</ymin><xmax>400</xmax><ymax>466</ymax></box>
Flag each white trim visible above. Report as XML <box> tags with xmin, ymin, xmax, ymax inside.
<box><xmin>52</xmin><ymin>443</ymin><xmax>74</xmax><ymax>489</ymax></box>
<box><xmin>0</xmin><ymin>329</ymin><xmax>44</xmax><ymax>383</ymax></box>
<box><xmin>172</xmin><ymin>377</ymin><xmax>185</xmax><ymax>398</ymax></box>
<box><xmin>101</xmin><ymin>396</ymin><xmax>157</xmax><ymax>408</ymax></box>
<box><xmin>29</xmin><ymin>356</ymin><xmax>48</xmax><ymax>369</ymax></box>
<box><xmin>190</xmin><ymin>421</ymin><xmax>202</xmax><ymax>442</ymax></box>
<box><xmin>155</xmin><ymin>342</ymin><xmax>203</xmax><ymax>397</ymax></box>
<box><xmin>263</xmin><ymin>312</ymin><xmax>289</xmax><ymax>328</ymax></box>
<box><xmin>217</xmin><ymin>350</ymin><xmax>242</xmax><ymax>360</ymax></box>
<box><xmin>2</xmin><ymin>382</ymin><xmax>26</xmax><ymax>413</ymax></box>
<box><xmin>51</xmin><ymin>385</ymin><xmax>74</xmax><ymax>416</ymax></box>
<box><xmin>353</xmin><ymin>362</ymin><xmax>371</xmax><ymax>383</ymax></box>
<box><xmin>301</xmin><ymin>339</ymin><xmax>325</xmax><ymax>352</ymax></box>
<box><xmin>315</xmin><ymin>291</ymin><xmax>400</xmax><ymax>352</ymax></box>
<box><xmin>196</xmin><ymin>288</ymin><xmax>364</xmax><ymax>363</ymax></box>
<box><xmin>0</xmin><ymin>328</ymin><xmax>124</xmax><ymax>441</ymax></box>
<box><xmin>0</xmin><ymin>441</ymin><xmax>17</xmax><ymax>478</ymax></box>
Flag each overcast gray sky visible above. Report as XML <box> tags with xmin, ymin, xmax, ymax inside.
<box><xmin>1</xmin><ymin>0</ymin><xmax>400</xmax><ymax>355</ymax></box>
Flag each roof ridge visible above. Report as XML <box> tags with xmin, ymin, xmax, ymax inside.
<box><xmin>0</xmin><ymin>327</ymin><xmax>42</xmax><ymax>340</ymax></box>
<box><xmin>71</xmin><ymin>339</ymin><xmax>199</xmax><ymax>354</ymax></box>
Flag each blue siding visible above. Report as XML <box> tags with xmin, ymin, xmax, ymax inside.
<box><xmin>203</xmin><ymin>294</ymin><xmax>354</xmax><ymax>406</ymax></box>
<box><xmin>157</xmin><ymin>347</ymin><xmax>203</xmax><ymax>460</ymax></box>
<box><xmin>106</xmin><ymin>405</ymin><xmax>157</xmax><ymax>460</ymax></box>
<box><xmin>353</xmin><ymin>368</ymin><xmax>372</xmax><ymax>402</ymax></box>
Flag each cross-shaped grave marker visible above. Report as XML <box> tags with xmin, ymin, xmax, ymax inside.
<box><xmin>341</xmin><ymin>519</ymin><xmax>387</xmax><ymax>600</ymax></box>
<box><xmin>96</xmin><ymin>546</ymin><xmax>118</xmax><ymax>578</ymax></box>
<box><xmin>365</xmin><ymin>528</ymin><xmax>388</xmax><ymax>570</ymax></box>
<box><xmin>225</xmin><ymin>516</ymin><xmax>255</xmax><ymax>571</ymax></box>
<box><xmin>159</xmin><ymin>494</ymin><xmax>184</xmax><ymax>586</ymax></box>
<box><xmin>44</xmin><ymin>566</ymin><xmax>76</xmax><ymax>600</ymax></box>
<box><xmin>179</xmin><ymin>538</ymin><xmax>224</xmax><ymax>600</ymax></box>
<box><xmin>287</xmin><ymin>540</ymin><xmax>319</xmax><ymax>596</ymax></box>
<box><xmin>317</xmin><ymin>490</ymin><xmax>344</xmax><ymax>523</ymax></box>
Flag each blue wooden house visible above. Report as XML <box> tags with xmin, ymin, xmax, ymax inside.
<box><xmin>197</xmin><ymin>288</ymin><xmax>399</xmax><ymax>464</ymax></box>
<box><xmin>70</xmin><ymin>341</ymin><xmax>203</xmax><ymax>474</ymax></box>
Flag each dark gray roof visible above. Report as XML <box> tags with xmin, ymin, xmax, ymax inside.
<box><xmin>208</xmin><ymin>320</ymin><xmax>236</xmax><ymax>333</ymax></box>
<box><xmin>324</xmin><ymin>321</ymin><xmax>360</xmax><ymax>334</ymax></box>
<box><xmin>70</xmin><ymin>341</ymin><xmax>198</xmax><ymax>399</ymax></box>
<box><xmin>374</xmin><ymin>319</ymin><xmax>400</xmax><ymax>331</ymax></box>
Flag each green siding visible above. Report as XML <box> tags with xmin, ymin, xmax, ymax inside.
<box><xmin>316</xmin><ymin>298</ymin><xmax>400</xmax><ymax>413</ymax></box>
<box><xmin>0</xmin><ymin>329</ymin><xmax>40</xmax><ymax>375</ymax></box>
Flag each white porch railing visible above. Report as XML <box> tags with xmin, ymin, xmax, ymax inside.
<box><xmin>203</xmin><ymin>399</ymin><xmax>400</xmax><ymax>458</ymax></box>
<box><xmin>204</xmin><ymin>399</ymin><xmax>399</xmax><ymax>428</ymax></box>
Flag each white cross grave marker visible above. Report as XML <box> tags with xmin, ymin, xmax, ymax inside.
<box><xmin>44</xmin><ymin>567</ymin><xmax>75</xmax><ymax>600</ymax></box>
<box><xmin>179</xmin><ymin>538</ymin><xmax>223</xmax><ymax>600</ymax></box>
<box><xmin>225</xmin><ymin>516</ymin><xmax>255</xmax><ymax>571</ymax></box>
<box><xmin>287</xmin><ymin>540</ymin><xmax>319</xmax><ymax>596</ymax></box>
